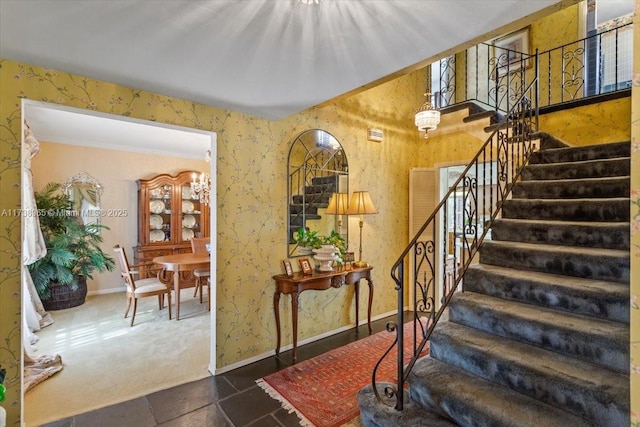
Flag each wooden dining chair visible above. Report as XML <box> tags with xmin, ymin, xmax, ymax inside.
<box><xmin>113</xmin><ymin>245</ymin><xmax>172</xmax><ymax>326</ymax></box>
<box><xmin>190</xmin><ymin>237</ymin><xmax>211</xmax><ymax>310</ymax></box>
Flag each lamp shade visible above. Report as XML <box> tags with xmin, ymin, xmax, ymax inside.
<box><xmin>415</xmin><ymin>92</ymin><xmax>440</xmax><ymax>135</ymax></box>
<box><xmin>326</xmin><ymin>193</ymin><xmax>349</xmax><ymax>215</ymax></box>
<box><xmin>346</xmin><ymin>191</ymin><xmax>378</xmax><ymax>215</ymax></box>
<box><xmin>415</xmin><ymin>109</ymin><xmax>441</xmax><ymax>132</ymax></box>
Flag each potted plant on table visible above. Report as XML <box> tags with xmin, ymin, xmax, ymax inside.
<box><xmin>295</xmin><ymin>228</ymin><xmax>347</xmax><ymax>270</ymax></box>
<box><xmin>321</xmin><ymin>229</ymin><xmax>347</xmax><ymax>260</ymax></box>
<box><xmin>28</xmin><ymin>182</ymin><xmax>115</xmax><ymax>310</ymax></box>
<box><xmin>293</xmin><ymin>227</ymin><xmax>322</xmax><ymax>255</ymax></box>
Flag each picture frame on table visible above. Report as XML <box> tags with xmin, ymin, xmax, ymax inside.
<box><xmin>299</xmin><ymin>257</ymin><xmax>313</xmax><ymax>275</ymax></box>
<box><xmin>282</xmin><ymin>259</ymin><xmax>293</xmax><ymax>277</ymax></box>
<box><xmin>493</xmin><ymin>26</ymin><xmax>531</xmax><ymax>76</ymax></box>
<box><xmin>343</xmin><ymin>252</ymin><xmax>355</xmax><ymax>270</ymax></box>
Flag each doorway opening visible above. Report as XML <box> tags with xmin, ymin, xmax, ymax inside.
<box><xmin>21</xmin><ymin>99</ymin><xmax>217</xmax><ymax>424</ymax></box>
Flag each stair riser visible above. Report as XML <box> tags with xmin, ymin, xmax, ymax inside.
<box><xmin>502</xmin><ymin>199</ymin><xmax>630</xmax><ymax>222</ymax></box>
<box><xmin>521</xmin><ymin>158</ymin><xmax>630</xmax><ymax>180</ymax></box>
<box><xmin>408</xmin><ymin>358</ymin><xmax>593</xmax><ymax>427</ymax></box>
<box><xmin>490</xmin><ymin>220</ymin><xmax>630</xmax><ymax>250</ymax></box>
<box><xmin>529</xmin><ymin>142</ymin><xmax>630</xmax><ymax>164</ymax></box>
<box><xmin>512</xmin><ymin>177</ymin><xmax>629</xmax><ymax>199</ymax></box>
<box><xmin>292</xmin><ymin>194</ymin><xmax>331</xmax><ymax>205</ymax></box>
<box><xmin>429</xmin><ymin>329</ymin><xmax>628</xmax><ymax>427</ymax></box>
<box><xmin>479</xmin><ymin>242</ymin><xmax>629</xmax><ymax>283</ymax></box>
<box><xmin>463</xmin><ymin>267</ymin><xmax>630</xmax><ymax>323</ymax></box>
<box><xmin>304</xmin><ymin>183</ymin><xmax>336</xmax><ymax>194</ymax></box>
<box><xmin>311</xmin><ymin>175</ymin><xmax>338</xmax><ymax>185</ymax></box>
<box><xmin>447</xmin><ymin>297</ymin><xmax>629</xmax><ymax>373</ymax></box>
<box><xmin>358</xmin><ymin>384</ymin><xmax>458</xmax><ymax>427</ymax></box>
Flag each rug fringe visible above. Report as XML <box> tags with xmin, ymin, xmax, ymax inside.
<box><xmin>256</xmin><ymin>378</ymin><xmax>316</xmax><ymax>427</ymax></box>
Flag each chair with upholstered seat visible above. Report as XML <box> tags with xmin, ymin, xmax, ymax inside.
<box><xmin>113</xmin><ymin>245</ymin><xmax>172</xmax><ymax>326</ymax></box>
<box><xmin>190</xmin><ymin>237</ymin><xmax>211</xmax><ymax>310</ymax></box>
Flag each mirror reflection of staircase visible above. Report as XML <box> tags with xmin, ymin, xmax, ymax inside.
<box><xmin>289</xmin><ymin>175</ymin><xmax>337</xmax><ymax>242</ymax></box>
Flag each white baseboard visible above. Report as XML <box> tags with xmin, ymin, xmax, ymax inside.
<box><xmin>213</xmin><ymin>308</ymin><xmax>401</xmax><ymax>375</ymax></box>
<box><xmin>87</xmin><ymin>286</ymin><xmax>126</xmax><ymax>296</ymax></box>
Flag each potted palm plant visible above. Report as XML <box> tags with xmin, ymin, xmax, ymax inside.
<box><xmin>28</xmin><ymin>182</ymin><xmax>115</xmax><ymax>310</ymax></box>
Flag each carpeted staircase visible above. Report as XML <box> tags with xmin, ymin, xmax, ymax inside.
<box><xmin>359</xmin><ymin>141</ymin><xmax>630</xmax><ymax>426</ymax></box>
<box><xmin>289</xmin><ymin>175</ymin><xmax>337</xmax><ymax>241</ymax></box>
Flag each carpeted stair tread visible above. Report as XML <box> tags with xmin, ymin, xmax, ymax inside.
<box><xmin>358</xmin><ymin>384</ymin><xmax>459</xmax><ymax>427</ymax></box>
<box><xmin>501</xmin><ymin>197</ymin><xmax>630</xmax><ymax>221</ymax></box>
<box><xmin>429</xmin><ymin>322</ymin><xmax>629</xmax><ymax>427</ymax></box>
<box><xmin>490</xmin><ymin>218</ymin><xmax>630</xmax><ymax>249</ymax></box>
<box><xmin>463</xmin><ymin>263</ymin><xmax>629</xmax><ymax>323</ymax></box>
<box><xmin>521</xmin><ymin>157</ymin><xmax>630</xmax><ymax>180</ymax></box>
<box><xmin>512</xmin><ymin>176</ymin><xmax>629</xmax><ymax>199</ymax></box>
<box><xmin>528</xmin><ymin>141</ymin><xmax>630</xmax><ymax>164</ymax></box>
<box><xmin>447</xmin><ymin>291</ymin><xmax>629</xmax><ymax>373</ymax></box>
<box><xmin>479</xmin><ymin>240</ymin><xmax>629</xmax><ymax>283</ymax></box>
<box><xmin>408</xmin><ymin>357</ymin><xmax>593</xmax><ymax>427</ymax></box>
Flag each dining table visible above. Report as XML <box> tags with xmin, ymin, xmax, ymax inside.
<box><xmin>153</xmin><ymin>252</ymin><xmax>210</xmax><ymax>320</ymax></box>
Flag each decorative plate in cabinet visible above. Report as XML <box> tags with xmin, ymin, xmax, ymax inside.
<box><xmin>150</xmin><ymin>229</ymin><xmax>166</xmax><ymax>242</ymax></box>
<box><xmin>150</xmin><ymin>200</ymin><xmax>164</xmax><ymax>214</ymax></box>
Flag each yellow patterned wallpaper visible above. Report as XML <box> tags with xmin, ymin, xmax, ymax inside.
<box><xmin>538</xmin><ymin>97</ymin><xmax>632</xmax><ymax>145</ymax></box>
<box><xmin>532</xmin><ymin>3</ymin><xmax>582</xmax><ymax>104</ymax></box>
<box><xmin>0</xmin><ymin>58</ymin><xmax>426</xmax><ymax>424</ymax></box>
<box><xmin>0</xmin><ymin>2</ymin><xmax>637</xmax><ymax>425</ymax></box>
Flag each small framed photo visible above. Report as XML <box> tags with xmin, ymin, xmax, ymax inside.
<box><xmin>282</xmin><ymin>259</ymin><xmax>293</xmax><ymax>277</ymax></box>
<box><xmin>343</xmin><ymin>252</ymin><xmax>355</xmax><ymax>269</ymax></box>
<box><xmin>299</xmin><ymin>257</ymin><xmax>313</xmax><ymax>275</ymax></box>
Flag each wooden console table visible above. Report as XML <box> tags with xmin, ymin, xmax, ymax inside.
<box><xmin>272</xmin><ymin>266</ymin><xmax>374</xmax><ymax>362</ymax></box>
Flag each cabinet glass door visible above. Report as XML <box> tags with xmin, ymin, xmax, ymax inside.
<box><xmin>149</xmin><ymin>184</ymin><xmax>172</xmax><ymax>243</ymax></box>
<box><xmin>180</xmin><ymin>184</ymin><xmax>203</xmax><ymax>242</ymax></box>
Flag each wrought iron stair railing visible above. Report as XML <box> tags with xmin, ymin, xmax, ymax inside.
<box><xmin>371</xmin><ymin>52</ymin><xmax>541</xmax><ymax>411</ymax></box>
<box><xmin>433</xmin><ymin>21</ymin><xmax>632</xmax><ymax>112</ymax></box>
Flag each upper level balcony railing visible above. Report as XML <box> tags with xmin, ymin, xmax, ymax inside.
<box><xmin>432</xmin><ymin>22</ymin><xmax>632</xmax><ymax>113</ymax></box>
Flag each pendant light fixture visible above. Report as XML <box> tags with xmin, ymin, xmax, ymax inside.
<box><xmin>414</xmin><ymin>92</ymin><xmax>440</xmax><ymax>138</ymax></box>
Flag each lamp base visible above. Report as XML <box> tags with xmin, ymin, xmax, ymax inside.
<box><xmin>352</xmin><ymin>260</ymin><xmax>369</xmax><ymax>268</ymax></box>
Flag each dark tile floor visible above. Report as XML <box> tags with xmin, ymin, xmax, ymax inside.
<box><xmin>42</xmin><ymin>313</ymin><xmax>398</xmax><ymax>427</ymax></box>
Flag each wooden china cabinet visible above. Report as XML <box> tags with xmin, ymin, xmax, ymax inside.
<box><xmin>134</xmin><ymin>171</ymin><xmax>210</xmax><ymax>281</ymax></box>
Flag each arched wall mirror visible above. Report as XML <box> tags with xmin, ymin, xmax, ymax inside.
<box><xmin>287</xmin><ymin>129</ymin><xmax>349</xmax><ymax>257</ymax></box>
<box><xmin>63</xmin><ymin>171</ymin><xmax>103</xmax><ymax>231</ymax></box>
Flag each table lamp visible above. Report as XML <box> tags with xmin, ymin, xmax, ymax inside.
<box><xmin>325</xmin><ymin>192</ymin><xmax>350</xmax><ymax>234</ymax></box>
<box><xmin>346</xmin><ymin>191</ymin><xmax>378</xmax><ymax>268</ymax></box>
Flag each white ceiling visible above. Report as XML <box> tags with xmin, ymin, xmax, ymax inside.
<box><xmin>24</xmin><ymin>101</ymin><xmax>213</xmax><ymax>159</ymax></box>
<box><xmin>1</xmin><ymin>0</ymin><xmax>566</xmax><ymax>121</ymax></box>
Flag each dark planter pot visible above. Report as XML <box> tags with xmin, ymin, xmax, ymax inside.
<box><xmin>42</xmin><ymin>277</ymin><xmax>88</xmax><ymax>311</ymax></box>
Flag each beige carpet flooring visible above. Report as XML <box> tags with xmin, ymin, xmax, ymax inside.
<box><xmin>24</xmin><ymin>289</ymin><xmax>211</xmax><ymax>427</ymax></box>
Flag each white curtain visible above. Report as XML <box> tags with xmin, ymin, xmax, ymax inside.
<box><xmin>21</xmin><ymin>121</ymin><xmax>52</xmax><ymax>355</ymax></box>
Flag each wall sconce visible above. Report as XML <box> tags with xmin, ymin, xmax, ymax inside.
<box><xmin>415</xmin><ymin>92</ymin><xmax>440</xmax><ymax>138</ymax></box>
<box><xmin>326</xmin><ymin>192</ymin><xmax>350</xmax><ymax>234</ymax></box>
<box><xmin>346</xmin><ymin>191</ymin><xmax>378</xmax><ymax>268</ymax></box>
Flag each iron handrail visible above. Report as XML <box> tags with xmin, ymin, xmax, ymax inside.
<box><xmin>434</xmin><ymin>22</ymin><xmax>632</xmax><ymax>111</ymax></box>
<box><xmin>371</xmin><ymin>52</ymin><xmax>540</xmax><ymax>410</ymax></box>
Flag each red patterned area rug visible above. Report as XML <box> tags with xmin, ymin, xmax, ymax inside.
<box><xmin>256</xmin><ymin>321</ymin><xmax>429</xmax><ymax>427</ymax></box>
